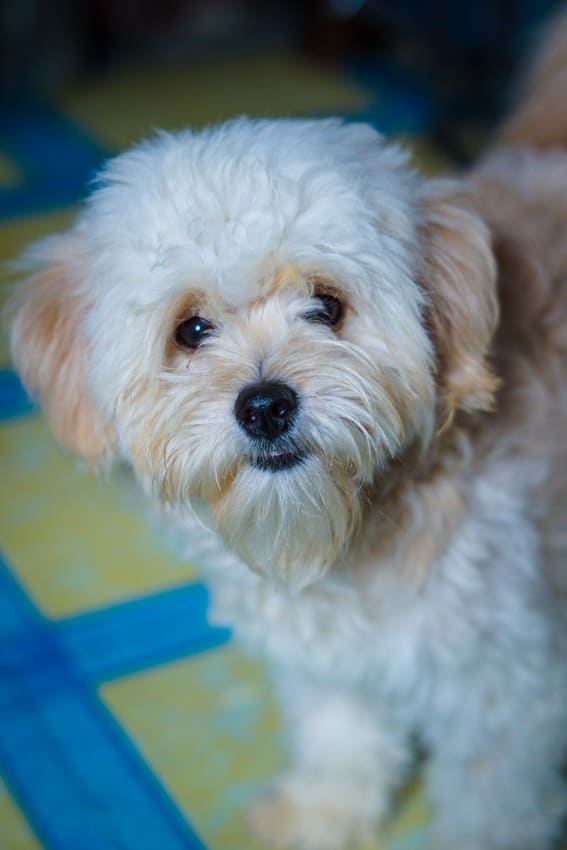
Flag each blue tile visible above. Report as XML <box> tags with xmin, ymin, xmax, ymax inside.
<box><xmin>0</xmin><ymin>101</ymin><xmax>107</xmax><ymax>220</ymax></box>
<box><xmin>0</xmin><ymin>370</ymin><xmax>35</xmax><ymax>421</ymax></box>
<box><xmin>59</xmin><ymin>583</ymin><xmax>231</xmax><ymax>682</ymax></box>
<box><xmin>0</xmin><ymin>555</ymin><xmax>231</xmax><ymax>850</ymax></box>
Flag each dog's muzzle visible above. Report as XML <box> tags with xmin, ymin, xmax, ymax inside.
<box><xmin>234</xmin><ymin>381</ymin><xmax>305</xmax><ymax>472</ymax></box>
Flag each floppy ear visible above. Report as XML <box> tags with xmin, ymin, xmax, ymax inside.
<box><xmin>419</xmin><ymin>180</ymin><xmax>500</xmax><ymax>422</ymax></box>
<box><xmin>5</xmin><ymin>235</ymin><xmax>114</xmax><ymax>464</ymax></box>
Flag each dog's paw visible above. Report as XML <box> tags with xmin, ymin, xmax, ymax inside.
<box><xmin>248</xmin><ymin>777</ymin><xmax>377</xmax><ymax>850</ymax></box>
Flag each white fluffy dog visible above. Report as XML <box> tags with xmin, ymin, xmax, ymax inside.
<box><xmin>6</xmin><ymin>16</ymin><xmax>567</xmax><ymax>850</ymax></box>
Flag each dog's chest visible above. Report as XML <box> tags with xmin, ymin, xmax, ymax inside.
<box><xmin>174</xmin><ymin>514</ymin><xmax>464</xmax><ymax>709</ymax></box>
<box><xmin>207</xmin><ymin>560</ymin><xmax>431</xmax><ymax>705</ymax></box>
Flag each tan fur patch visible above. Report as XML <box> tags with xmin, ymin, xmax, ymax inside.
<box><xmin>7</xmin><ymin>265</ymin><xmax>114</xmax><ymax>463</ymax></box>
<box><xmin>419</xmin><ymin>184</ymin><xmax>500</xmax><ymax>422</ymax></box>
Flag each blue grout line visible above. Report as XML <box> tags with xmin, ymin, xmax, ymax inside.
<box><xmin>0</xmin><ymin>99</ymin><xmax>108</xmax><ymax>220</ymax></box>
<box><xmin>58</xmin><ymin>582</ymin><xmax>231</xmax><ymax>683</ymax></box>
<box><xmin>0</xmin><ymin>554</ymin><xmax>229</xmax><ymax>850</ymax></box>
<box><xmin>0</xmin><ymin>369</ymin><xmax>35</xmax><ymax>422</ymax></box>
<box><xmin>0</xmin><ymin>552</ymin><xmax>44</xmax><ymax>635</ymax></box>
<box><xmin>0</xmin><ymin>657</ymin><xmax>208</xmax><ymax>850</ymax></box>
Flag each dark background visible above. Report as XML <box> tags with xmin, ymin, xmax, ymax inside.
<box><xmin>0</xmin><ymin>0</ymin><xmax>558</xmax><ymax>161</ymax></box>
<box><xmin>0</xmin><ymin>0</ymin><xmax>563</xmax><ymax>163</ymax></box>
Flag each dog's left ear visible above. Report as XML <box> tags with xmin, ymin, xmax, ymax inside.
<box><xmin>419</xmin><ymin>180</ymin><xmax>499</xmax><ymax>421</ymax></box>
<box><xmin>5</xmin><ymin>234</ymin><xmax>115</xmax><ymax>465</ymax></box>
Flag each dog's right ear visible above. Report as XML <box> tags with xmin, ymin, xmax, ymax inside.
<box><xmin>5</xmin><ymin>235</ymin><xmax>114</xmax><ymax>465</ymax></box>
<box><xmin>419</xmin><ymin>180</ymin><xmax>500</xmax><ymax>424</ymax></box>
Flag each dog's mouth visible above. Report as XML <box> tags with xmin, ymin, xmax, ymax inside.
<box><xmin>250</xmin><ymin>447</ymin><xmax>307</xmax><ymax>472</ymax></box>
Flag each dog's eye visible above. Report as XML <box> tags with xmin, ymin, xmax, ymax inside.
<box><xmin>174</xmin><ymin>316</ymin><xmax>214</xmax><ymax>350</ymax></box>
<box><xmin>304</xmin><ymin>294</ymin><xmax>343</xmax><ymax>326</ymax></box>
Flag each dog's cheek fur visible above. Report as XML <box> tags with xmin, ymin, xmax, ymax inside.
<box><xmin>5</xmin><ymin>237</ymin><xmax>115</xmax><ymax>464</ymax></box>
<box><xmin>127</xmin><ymin>377</ymin><xmax>242</xmax><ymax>507</ymax></box>
<box><xmin>419</xmin><ymin>181</ymin><xmax>500</xmax><ymax>423</ymax></box>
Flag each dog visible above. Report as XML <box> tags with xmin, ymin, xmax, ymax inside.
<box><xmin>5</xmin><ymin>11</ymin><xmax>567</xmax><ymax>850</ymax></box>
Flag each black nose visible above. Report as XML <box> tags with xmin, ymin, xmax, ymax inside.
<box><xmin>235</xmin><ymin>381</ymin><xmax>298</xmax><ymax>441</ymax></box>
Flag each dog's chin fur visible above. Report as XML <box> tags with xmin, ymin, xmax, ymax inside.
<box><xmin>5</xmin><ymin>12</ymin><xmax>567</xmax><ymax>850</ymax></box>
<box><xmin>214</xmin><ymin>458</ymin><xmax>358</xmax><ymax>588</ymax></box>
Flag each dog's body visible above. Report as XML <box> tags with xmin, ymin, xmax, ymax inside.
<box><xmin>6</xmin><ymin>13</ymin><xmax>567</xmax><ymax>850</ymax></box>
<box><xmin>191</xmin><ymin>140</ymin><xmax>567</xmax><ymax>850</ymax></box>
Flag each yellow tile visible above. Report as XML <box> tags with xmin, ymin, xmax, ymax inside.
<box><xmin>387</xmin><ymin>777</ymin><xmax>432</xmax><ymax>844</ymax></box>
<box><xmin>0</xmin><ymin>152</ymin><xmax>23</xmax><ymax>189</ymax></box>
<box><xmin>0</xmin><ymin>416</ymin><xmax>197</xmax><ymax>617</ymax></box>
<box><xmin>102</xmin><ymin>644</ymin><xmax>430</xmax><ymax>850</ymax></box>
<box><xmin>0</xmin><ymin>778</ymin><xmax>42</xmax><ymax>850</ymax></box>
<box><xmin>0</xmin><ymin>209</ymin><xmax>75</xmax><ymax>266</ymax></box>
<box><xmin>60</xmin><ymin>53</ymin><xmax>371</xmax><ymax>152</ymax></box>
<box><xmin>102</xmin><ymin>646</ymin><xmax>284</xmax><ymax>850</ymax></box>
<box><xmin>0</xmin><ymin>322</ymin><xmax>9</xmax><ymax>366</ymax></box>
<box><xmin>396</xmin><ymin>134</ymin><xmax>451</xmax><ymax>177</ymax></box>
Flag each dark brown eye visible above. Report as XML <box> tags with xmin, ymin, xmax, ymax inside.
<box><xmin>304</xmin><ymin>294</ymin><xmax>343</xmax><ymax>326</ymax></box>
<box><xmin>174</xmin><ymin>316</ymin><xmax>214</xmax><ymax>350</ymax></box>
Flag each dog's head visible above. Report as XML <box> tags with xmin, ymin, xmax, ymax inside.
<box><xmin>6</xmin><ymin>118</ymin><xmax>498</xmax><ymax>587</ymax></box>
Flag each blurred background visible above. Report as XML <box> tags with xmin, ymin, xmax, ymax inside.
<box><xmin>1</xmin><ymin>0</ymin><xmax>564</xmax><ymax>165</ymax></box>
<box><xmin>0</xmin><ymin>3</ymin><xmax>565</xmax><ymax>850</ymax></box>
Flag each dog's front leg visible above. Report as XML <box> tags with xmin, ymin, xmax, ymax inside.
<box><xmin>249</xmin><ymin>674</ymin><xmax>411</xmax><ymax>850</ymax></box>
